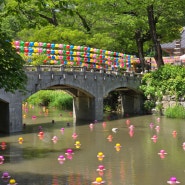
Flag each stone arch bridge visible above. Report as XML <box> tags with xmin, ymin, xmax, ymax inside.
<box><xmin>0</xmin><ymin>65</ymin><xmax>144</xmax><ymax>133</ymax></box>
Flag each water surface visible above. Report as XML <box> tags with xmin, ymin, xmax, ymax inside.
<box><xmin>0</xmin><ymin>106</ymin><xmax>185</xmax><ymax>185</ymax></box>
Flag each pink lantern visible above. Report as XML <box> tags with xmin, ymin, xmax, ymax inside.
<box><xmin>58</xmin><ymin>44</ymin><xmax>63</xmax><ymax>48</ymax></box>
<box><xmin>58</xmin><ymin>50</ymin><xmax>62</xmax><ymax>54</ymax></box>
<box><xmin>14</xmin><ymin>41</ymin><xmax>20</xmax><ymax>46</ymax></box>
<box><xmin>58</xmin><ymin>155</ymin><xmax>65</xmax><ymax>164</ymax></box>
<box><xmin>0</xmin><ymin>156</ymin><xmax>4</xmax><ymax>164</ymax></box>
<box><xmin>32</xmin><ymin>115</ymin><xmax>37</xmax><ymax>121</ymax></box>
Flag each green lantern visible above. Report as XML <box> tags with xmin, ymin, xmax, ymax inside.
<box><xmin>43</xmin><ymin>43</ymin><xmax>47</xmax><ymax>47</ymax></box>
<box><xmin>20</xmin><ymin>41</ymin><xmax>24</xmax><ymax>46</ymax></box>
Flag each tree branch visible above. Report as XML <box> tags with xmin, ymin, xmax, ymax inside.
<box><xmin>38</xmin><ymin>9</ymin><xmax>58</xmax><ymax>26</ymax></box>
<box><xmin>75</xmin><ymin>11</ymin><xmax>91</xmax><ymax>33</ymax></box>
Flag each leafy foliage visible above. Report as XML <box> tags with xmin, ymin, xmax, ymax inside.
<box><xmin>0</xmin><ymin>31</ymin><xmax>27</xmax><ymax>92</ymax></box>
<box><xmin>26</xmin><ymin>90</ymin><xmax>73</xmax><ymax>110</ymax></box>
<box><xmin>140</xmin><ymin>64</ymin><xmax>185</xmax><ymax>111</ymax></box>
<box><xmin>3</xmin><ymin>0</ymin><xmax>185</xmax><ymax>59</ymax></box>
<box><xmin>19</xmin><ymin>53</ymin><xmax>48</xmax><ymax>66</ymax></box>
<box><xmin>104</xmin><ymin>91</ymin><xmax>120</xmax><ymax>112</ymax></box>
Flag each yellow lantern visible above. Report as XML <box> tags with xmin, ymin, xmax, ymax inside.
<box><xmin>34</xmin><ymin>42</ymin><xmax>39</xmax><ymax>47</ymax></box>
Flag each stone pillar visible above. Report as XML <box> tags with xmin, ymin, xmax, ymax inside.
<box><xmin>73</xmin><ymin>96</ymin><xmax>95</xmax><ymax>121</ymax></box>
<box><xmin>121</xmin><ymin>93</ymin><xmax>143</xmax><ymax>116</ymax></box>
<box><xmin>9</xmin><ymin>101</ymin><xmax>23</xmax><ymax>133</ymax></box>
<box><xmin>73</xmin><ymin>92</ymin><xmax>104</xmax><ymax>122</ymax></box>
<box><xmin>94</xmin><ymin>96</ymin><xmax>104</xmax><ymax>121</ymax></box>
<box><xmin>122</xmin><ymin>94</ymin><xmax>134</xmax><ymax>116</ymax></box>
<box><xmin>133</xmin><ymin>94</ymin><xmax>144</xmax><ymax>114</ymax></box>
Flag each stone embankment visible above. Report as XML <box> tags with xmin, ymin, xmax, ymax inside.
<box><xmin>152</xmin><ymin>95</ymin><xmax>185</xmax><ymax>115</ymax></box>
<box><xmin>162</xmin><ymin>95</ymin><xmax>185</xmax><ymax>109</ymax></box>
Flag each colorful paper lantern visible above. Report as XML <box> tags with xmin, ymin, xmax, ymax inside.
<box><xmin>34</xmin><ymin>42</ymin><xmax>39</xmax><ymax>47</ymax></box>
<box><xmin>47</xmin><ymin>43</ymin><xmax>51</xmax><ymax>48</ymax></box>
<box><xmin>43</xmin><ymin>43</ymin><xmax>47</xmax><ymax>47</ymax></box>
<box><xmin>51</xmin><ymin>43</ymin><xmax>55</xmax><ymax>48</ymax></box>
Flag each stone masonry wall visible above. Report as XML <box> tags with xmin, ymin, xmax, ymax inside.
<box><xmin>152</xmin><ymin>95</ymin><xmax>185</xmax><ymax>115</ymax></box>
<box><xmin>162</xmin><ymin>95</ymin><xmax>185</xmax><ymax>109</ymax></box>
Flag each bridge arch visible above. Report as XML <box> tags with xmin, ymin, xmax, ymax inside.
<box><xmin>32</xmin><ymin>81</ymin><xmax>97</xmax><ymax>122</ymax></box>
<box><xmin>104</xmin><ymin>82</ymin><xmax>144</xmax><ymax>117</ymax></box>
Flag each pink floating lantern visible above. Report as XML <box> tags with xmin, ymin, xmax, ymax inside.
<box><xmin>129</xmin><ymin>125</ymin><xmax>134</xmax><ymax>131</ymax></box>
<box><xmin>65</xmin><ymin>148</ymin><xmax>73</xmax><ymax>154</ymax></box>
<box><xmin>60</xmin><ymin>128</ymin><xmax>65</xmax><ymax>134</ymax></box>
<box><xmin>65</xmin><ymin>149</ymin><xmax>74</xmax><ymax>160</ymax></box>
<box><xmin>126</xmin><ymin>119</ymin><xmax>131</xmax><ymax>126</ymax></box>
<box><xmin>32</xmin><ymin>115</ymin><xmax>37</xmax><ymax>121</ymax></box>
<box><xmin>2</xmin><ymin>171</ymin><xmax>10</xmax><ymax>182</ymax></box>
<box><xmin>149</xmin><ymin>123</ymin><xmax>154</xmax><ymax>129</ymax></box>
<box><xmin>129</xmin><ymin>129</ymin><xmax>134</xmax><ymax>137</ymax></box>
<box><xmin>1</xmin><ymin>142</ymin><xmax>7</xmax><ymax>150</ymax></box>
<box><xmin>155</xmin><ymin>125</ymin><xmax>160</xmax><ymax>133</ymax></box>
<box><xmin>107</xmin><ymin>134</ymin><xmax>113</xmax><ymax>142</ymax></box>
<box><xmin>102</xmin><ymin>122</ymin><xmax>106</xmax><ymax>129</ymax></box>
<box><xmin>0</xmin><ymin>156</ymin><xmax>4</xmax><ymax>164</ymax></box>
<box><xmin>182</xmin><ymin>142</ymin><xmax>185</xmax><ymax>150</ymax></box>
<box><xmin>158</xmin><ymin>149</ymin><xmax>167</xmax><ymax>159</ymax></box>
<box><xmin>157</xmin><ymin>117</ymin><xmax>160</xmax><ymax>123</ymax></box>
<box><xmin>172</xmin><ymin>130</ymin><xmax>177</xmax><ymax>138</ymax></box>
<box><xmin>97</xmin><ymin>165</ymin><xmax>106</xmax><ymax>176</ymax></box>
<box><xmin>52</xmin><ymin>136</ymin><xmax>58</xmax><ymax>144</ymax></box>
<box><xmin>151</xmin><ymin>135</ymin><xmax>158</xmax><ymax>143</ymax></box>
<box><xmin>72</xmin><ymin>133</ymin><xmax>78</xmax><ymax>140</ymax></box>
<box><xmin>38</xmin><ymin>131</ymin><xmax>44</xmax><ymax>140</ymax></box>
<box><xmin>58</xmin><ymin>155</ymin><xmax>66</xmax><ymax>164</ymax></box>
<box><xmin>167</xmin><ymin>176</ymin><xmax>180</xmax><ymax>184</ymax></box>
<box><xmin>97</xmin><ymin>165</ymin><xmax>106</xmax><ymax>172</ymax></box>
<box><xmin>89</xmin><ymin>123</ymin><xmax>94</xmax><ymax>130</ymax></box>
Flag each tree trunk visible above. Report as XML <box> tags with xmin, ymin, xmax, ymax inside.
<box><xmin>135</xmin><ymin>29</ymin><xmax>145</xmax><ymax>72</ymax></box>
<box><xmin>147</xmin><ymin>5</ymin><xmax>164</xmax><ymax>68</ymax></box>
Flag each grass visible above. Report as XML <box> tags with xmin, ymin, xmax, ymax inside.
<box><xmin>164</xmin><ymin>104</ymin><xmax>185</xmax><ymax>119</ymax></box>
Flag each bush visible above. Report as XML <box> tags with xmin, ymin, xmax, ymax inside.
<box><xmin>143</xmin><ymin>100</ymin><xmax>155</xmax><ymax>112</ymax></box>
<box><xmin>164</xmin><ymin>105</ymin><xmax>185</xmax><ymax>119</ymax></box>
<box><xmin>26</xmin><ymin>90</ymin><xmax>73</xmax><ymax>110</ymax></box>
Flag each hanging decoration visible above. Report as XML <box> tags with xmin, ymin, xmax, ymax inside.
<box><xmin>12</xmin><ymin>41</ymin><xmax>140</xmax><ymax>70</ymax></box>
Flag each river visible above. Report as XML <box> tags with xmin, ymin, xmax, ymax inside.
<box><xmin>0</xmin><ymin>105</ymin><xmax>185</xmax><ymax>185</ymax></box>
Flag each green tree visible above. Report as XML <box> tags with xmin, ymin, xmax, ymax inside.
<box><xmin>98</xmin><ymin>0</ymin><xmax>185</xmax><ymax>69</ymax></box>
<box><xmin>0</xmin><ymin>31</ymin><xmax>27</xmax><ymax>92</ymax></box>
<box><xmin>2</xmin><ymin>0</ymin><xmax>185</xmax><ymax>70</ymax></box>
<box><xmin>0</xmin><ymin>1</ymin><xmax>27</xmax><ymax>93</ymax></box>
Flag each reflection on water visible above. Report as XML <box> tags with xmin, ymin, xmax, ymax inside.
<box><xmin>0</xmin><ymin>106</ymin><xmax>185</xmax><ymax>185</ymax></box>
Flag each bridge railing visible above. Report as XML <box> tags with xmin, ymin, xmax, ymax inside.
<box><xmin>23</xmin><ymin>65</ymin><xmax>142</xmax><ymax>78</ymax></box>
